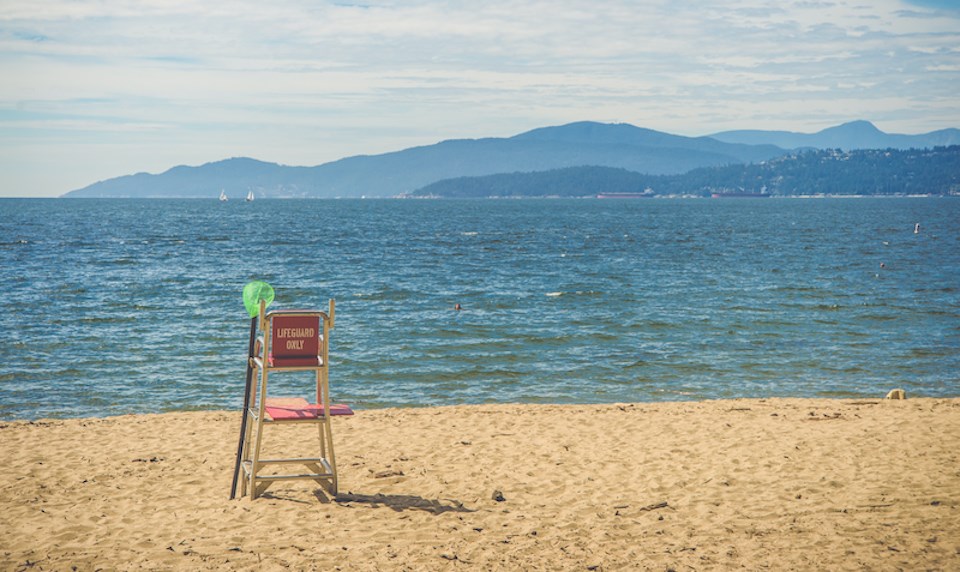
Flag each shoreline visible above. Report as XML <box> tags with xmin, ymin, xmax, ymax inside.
<box><xmin>3</xmin><ymin>397</ymin><xmax>958</xmax><ymax>570</ymax></box>
<box><xmin>6</xmin><ymin>390</ymin><xmax>959</xmax><ymax>424</ymax></box>
<box><xmin>7</xmin><ymin>193</ymin><xmax>960</xmax><ymax>200</ymax></box>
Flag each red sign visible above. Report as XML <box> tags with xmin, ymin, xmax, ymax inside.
<box><xmin>272</xmin><ymin>315</ymin><xmax>320</xmax><ymax>359</ymax></box>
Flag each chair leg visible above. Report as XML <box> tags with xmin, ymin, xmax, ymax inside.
<box><xmin>325</xmin><ymin>419</ymin><xmax>338</xmax><ymax>495</ymax></box>
<box><xmin>313</xmin><ymin>420</ymin><xmax>337</xmax><ymax>495</ymax></box>
<box><xmin>248</xmin><ymin>369</ymin><xmax>272</xmax><ymax>500</ymax></box>
<box><xmin>249</xmin><ymin>413</ymin><xmax>268</xmax><ymax>500</ymax></box>
<box><xmin>239</xmin><ymin>406</ymin><xmax>256</xmax><ymax>498</ymax></box>
<box><xmin>318</xmin><ymin>422</ymin><xmax>327</xmax><ymax>459</ymax></box>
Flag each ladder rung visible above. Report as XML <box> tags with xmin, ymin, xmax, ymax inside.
<box><xmin>254</xmin><ymin>473</ymin><xmax>333</xmax><ymax>482</ymax></box>
<box><xmin>263</xmin><ymin>417</ymin><xmax>333</xmax><ymax>424</ymax></box>
<box><xmin>259</xmin><ymin>457</ymin><xmax>328</xmax><ymax>465</ymax></box>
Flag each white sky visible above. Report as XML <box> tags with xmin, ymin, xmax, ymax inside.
<box><xmin>2</xmin><ymin>0</ymin><xmax>959</xmax><ymax>197</ymax></box>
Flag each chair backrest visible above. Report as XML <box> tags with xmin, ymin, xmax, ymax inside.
<box><xmin>269</xmin><ymin>313</ymin><xmax>323</xmax><ymax>367</ymax></box>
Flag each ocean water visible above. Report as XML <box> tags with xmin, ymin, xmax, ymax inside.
<box><xmin>2</xmin><ymin>197</ymin><xmax>958</xmax><ymax>420</ymax></box>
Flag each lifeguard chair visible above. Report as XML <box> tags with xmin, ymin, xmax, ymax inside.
<box><xmin>239</xmin><ymin>300</ymin><xmax>353</xmax><ymax>499</ymax></box>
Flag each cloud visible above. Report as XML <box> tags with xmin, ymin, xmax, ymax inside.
<box><xmin>1</xmin><ymin>0</ymin><xmax>959</xmax><ymax>196</ymax></box>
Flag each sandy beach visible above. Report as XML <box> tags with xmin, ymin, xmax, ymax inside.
<box><xmin>2</xmin><ymin>397</ymin><xmax>958</xmax><ymax>570</ymax></box>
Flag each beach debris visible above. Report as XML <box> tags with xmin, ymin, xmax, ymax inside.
<box><xmin>885</xmin><ymin>388</ymin><xmax>907</xmax><ymax>400</ymax></box>
<box><xmin>373</xmin><ymin>469</ymin><xmax>404</xmax><ymax>478</ymax></box>
<box><xmin>804</xmin><ymin>411</ymin><xmax>842</xmax><ymax>421</ymax></box>
<box><xmin>857</xmin><ymin>503</ymin><xmax>894</xmax><ymax>509</ymax></box>
<box><xmin>492</xmin><ymin>490</ymin><xmax>506</xmax><ymax>502</ymax></box>
<box><xmin>637</xmin><ymin>501</ymin><xmax>669</xmax><ymax>512</ymax></box>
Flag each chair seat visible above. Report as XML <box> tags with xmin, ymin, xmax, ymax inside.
<box><xmin>265</xmin><ymin>397</ymin><xmax>354</xmax><ymax>420</ymax></box>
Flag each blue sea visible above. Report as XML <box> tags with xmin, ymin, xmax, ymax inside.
<box><xmin>2</xmin><ymin>197</ymin><xmax>958</xmax><ymax>420</ymax></box>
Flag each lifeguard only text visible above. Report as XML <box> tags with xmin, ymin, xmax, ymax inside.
<box><xmin>275</xmin><ymin>327</ymin><xmax>316</xmax><ymax>351</ymax></box>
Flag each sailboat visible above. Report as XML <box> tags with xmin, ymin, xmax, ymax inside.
<box><xmin>219</xmin><ymin>189</ymin><xmax>228</xmax><ymax>202</ymax></box>
<box><xmin>245</xmin><ymin>190</ymin><xmax>254</xmax><ymax>202</ymax></box>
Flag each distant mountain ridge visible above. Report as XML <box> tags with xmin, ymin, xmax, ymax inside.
<box><xmin>63</xmin><ymin>120</ymin><xmax>957</xmax><ymax>198</ymax></box>
<box><xmin>69</xmin><ymin>157</ymin><xmax>315</xmax><ymax>200</ymax></box>
<box><xmin>512</xmin><ymin>121</ymin><xmax>779</xmax><ymax>162</ymax></box>
<box><xmin>710</xmin><ymin>120</ymin><xmax>960</xmax><ymax>151</ymax></box>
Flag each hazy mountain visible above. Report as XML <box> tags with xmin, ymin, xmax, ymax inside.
<box><xmin>63</xmin><ymin>157</ymin><xmax>315</xmax><ymax>199</ymax></box>
<box><xmin>510</xmin><ymin>121</ymin><xmax>779</xmax><ymax>163</ymax></box>
<box><xmin>63</xmin><ymin>122</ymin><xmax>784</xmax><ymax>198</ymax></box>
<box><xmin>64</xmin><ymin>120</ymin><xmax>958</xmax><ymax>198</ymax></box>
<box><xmin>710</xmin><ymin>120</ymin><xmax>960</xmax><ymax>151</ymax></box>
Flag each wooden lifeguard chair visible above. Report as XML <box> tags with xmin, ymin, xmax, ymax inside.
<box><xmin>239</xmin><ymin>300</ymin><xmax>353</xmax><ymax>499</ymax></box>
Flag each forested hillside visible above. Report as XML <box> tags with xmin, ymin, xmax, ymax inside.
<box><xmin>411</xmin><ymin>146</ymin><xmax>960</xmax><ymax>198</ymax></box>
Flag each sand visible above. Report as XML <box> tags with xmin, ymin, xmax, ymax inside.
<box><xmin>2</xmin><ymin>397</ymin><xmax>958</xmax><ymax>571</ymax></box>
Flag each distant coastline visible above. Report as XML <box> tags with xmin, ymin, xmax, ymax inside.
<box><xmin>40</xmin><ymin>192</ymin><xmax>960</xmax><ymax>201</ymax></box>
<box><xmin>409</xmin><ymin>147</ymin><xmax>960</xmax><ymax>199</ymax></box>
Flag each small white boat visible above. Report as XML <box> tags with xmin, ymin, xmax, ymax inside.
<box><xmin>246</xmin><ymin>190</ymin><xmax>254</xmax><ymax>202</ymax></box>
<box><xmin>219</xmin><ymin>189</ymin><xmax>228</xmax><ymax>202</ymax></box>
